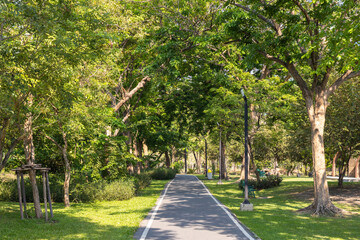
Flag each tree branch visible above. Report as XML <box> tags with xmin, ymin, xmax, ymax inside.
<box><xmin>326</xmin><ymin>70</ymin><xmax>360</xmax><ymax>97</ymax></box>
<box><xmin>258</xmin><ymin>51</ymin><xmax>287</xmax><ymax>66</ymax></box>
<box><xmin>45</xmin><ymin>134</ymin><xmax>63</xmax><ymax>151</ymax></box>
<box><xmin>0</xmin><ymin>27</ymin><xmax>27</xmax><ymax>42</ymax></box>
<box><xmin>232</xmin><ymin>2</ymin><xmax>281</xmax><ymax>35</ymax></box>
<box><xmin>292</xmin><ymin>0</ymin><xmax>311</xmax><ymax>25</ymax></box>
<box><xmin>113</xmin><ymin>76</ymin><xmax>151</xmax><ymax>112</ymax></box>
<box><xmin>0</xmin><ymin>134</ymin><xmax>25</xmax><ymax>172</ymax></box>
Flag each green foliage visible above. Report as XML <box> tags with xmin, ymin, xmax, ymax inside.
<box><xmin>71</xmin><ymin>180</ymin><xmax>135</xmax><ymax>203</ymax></box>
<box><xmin>171</xmin><ymin>161</ymin><xmax>184</xmax><ymax>173</ymax></box>
<box><xmin>202</xmin><ymin>176</ymin><xmax>360</xmax><ymax>240</ymax></box>
<box><xmin>98</xmin><ymin>180</ymin><xmax>135</xmax><ymax>201</ymax></box>
<box><xmin>150</xmin><ymin>168</ymin><xmax>177</xmax><ymax>180</ymax></box>
<box><xmin>0</xmin><ymin>180</ymin><xmax>13</xmax><ymax>201</ymax></box>
<box><xmin>0</xmin><ymin>180</ymin><xmax>169</xmax><ymax>240</ymax></box>
<box><xmin>239</xmin><ymin>175</ymin><xmax>283</xmax><ymax>190</ymax></box>
<box><xmin>187</xmin><ymin>168</ymin><xmax>195</xmax><ymax>174</ymax></box>
<box><xmin>133</xmin><ymin>172</ymin><xmax>152</xmax><ymax>192</ymax></box>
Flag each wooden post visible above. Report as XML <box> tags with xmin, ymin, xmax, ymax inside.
<box><xmin>42</xmin><ymin>171</ymin><xmax>48</xmax><ymax>221</ymax></box>
<box><xmin>46</xmin><ymin>172</ymin><xmax>53</xmax><ymax>218</ymax></box>
<box><xmin>16</xmin><ymin>172</ymin><xmax>24</xmax><ymax>220</ymax></box>
<box><xmin>20</xmin><ymin>172</ymin><xmax>27</xmax><ymax>218</ymax></box>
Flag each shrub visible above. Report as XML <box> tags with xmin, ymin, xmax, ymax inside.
<box><xmin>171</xmin><ymin>162</ymin><xmax>184</xmax><ymax>173</ymax></box>
<box><xmin>187</xmin><ymin>168</ymin><xmax>195</xmax><ymax>174</ymax></box>
<box><xmin>150</xmin><ymin>168</ymin><xmax>177</xmax><ymax>180</ymax></box>
<box><xmin>239</xmin><ymin>175</ymin><xmax>283</xmax><ymax>190</ymax></box>
<box><xmin>71</xmin><ymin>180</ymin><xmax>135</xmax><ymax>202</ymax></box>
<box><xmin>133</xmin><ymin>172</ymin><xmax>152</xmax><ymax>192</ymax></box>
<box><xmin>0</xmin><ymin>180</ymin><xmax>15</xmax><ymax>201</ymax></box>
<box><xmin>98</xmin><ymin>180</ymin><xmax>135</xmax><ymax>201</ymax></box>
<box><xmin>0</xmin><ymin>176</ymin><xmax>63</xmax><ymax>203</ymax></box>
<box><xmin>70</xmin><ymin>181</ymin><xmax>103</xmax><ymax>203</ymax></box>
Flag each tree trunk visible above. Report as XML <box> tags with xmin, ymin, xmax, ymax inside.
<box><xmin>24</xmin><ymin>111</ymin><xmax>42</xmax><ymax>218</ymax></box>
<box><xmin>63</xmin><ymin>149</ymin><xmax>71</xmax><ymax>207</ymax></box>
<box><xmin>143</xmin><ymin>141</ymin><xmax>149</xmax><ymax>169</ymax></box>
<box><xmin>355</xmin><ymin>156</ymin><xmax>360</xmax><ymax>179</ymax></box>
<box><xmin>300</xmin><ymin>95</ymin><xmax>342</xmax><ymax>215</ymax></box>
<box><xmin>332</xmin><ymin>152</ymin><xmax>340</xmax><ymax>177</ymax></box>
<box><xmin>220</xmin><ymin>138</ymin><xmax>227</xmax><ymax>180</ymax></box>
<box><xmin>248</xmin><ymin>142</ymin><xmax>260</xmax><ymax>182</ymax></box>
<box><xmin>165</xmin><ymin>151</ymin><xmax>171</xmax><ymax>168</ymax></box>
<box><xmin>184</xmin><ymin>149</ymin><xmax>187</xmax><ymax>174</ymax></box>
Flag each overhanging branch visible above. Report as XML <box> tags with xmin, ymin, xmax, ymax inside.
<box><xmin>326</xmin><ymin>70</ymin><xmax>360</xmax><ymax>97</ymax></box>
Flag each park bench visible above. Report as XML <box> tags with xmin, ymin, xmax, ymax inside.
<box><xmin>240</xmin><ymin>180</ymin><xmax>256</xmax><ymax>198</ymax></box>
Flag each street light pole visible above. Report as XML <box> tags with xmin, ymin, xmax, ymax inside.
<box><xmin>240</xmin><ymin>89</ymin><xmax>253</xmax><ymax>211</ymax></box>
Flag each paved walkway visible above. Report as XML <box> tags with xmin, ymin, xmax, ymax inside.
<box><xmin>134</xmin><ymin>175</ymin><xmax>258</xmax><ymax>240</ymax></box>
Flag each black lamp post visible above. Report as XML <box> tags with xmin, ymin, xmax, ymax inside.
<box><xmin>240</xmin><ymin>89</ymin><xmax>252</xmax><ymax>210</ymax></box>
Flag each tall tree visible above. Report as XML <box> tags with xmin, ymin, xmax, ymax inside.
<box><xmin>222</xmin><ymin>0</ymin><xmax>360</xmax><ymax>215</ymax></box>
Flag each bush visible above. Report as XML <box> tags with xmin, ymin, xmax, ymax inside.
<box><xmin>71</xmin><ymin>180</ymin><xmax>135</xmax><ymax>202</ymax></box>
<box><xmin>0</xmin><ymin>179</ymin><xmax>15</xmax><ymax>201</ymax></box>
<box><xmin>150</xmin><ymin>168</ymin><xmax>177</xmax><ymax>180</ymax></box>
<box><xmin>171</xmin><ymin>162</ymin><xmax>184</xmax><ymax>173</ymax></box>
<box><xmin>98</xmin><ymin>180</ymin><xmax>135</xmax><ymax>201</ymax></box>
<box><xmin>0</xmin><ymin>176</ymin><xmax>63</xmax><ymax>203</ymax></box>
<box><xmin>239</xmin><ymin>175</ymin><xmax>283</xmax><ymax>190</ymax></box>
<box><xmin>133</xmin><ymin>172</ymin><xmax>152</xmax><ymax>192</ymax></box>
<box><xmin>71</xmin><ymin>181</ymin><xmax>102</xmax><ymax>203</ymax></box>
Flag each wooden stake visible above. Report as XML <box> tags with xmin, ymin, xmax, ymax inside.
<box><xmin>42</xmin><ymin>171</ymin><xmax>48</xmax><ymax>221</ymax></box>
<box><xmin>20</xmin><ymin>172</ymin><xmax>27</xmax><ymax>218</ymax></box>
<box><xmin>16</xmin><ymin>172</ymin><xmax>24</xmax><ymax>220</ymax></box>
<box><xmin>46</xmin><ymin>172</ymin><xmax>53</xmax><ymax>218</ymax></box>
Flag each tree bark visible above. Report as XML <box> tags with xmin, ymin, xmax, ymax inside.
<box><xmin>24</xmin><ymin>111</ymin><xmax>42</xmax><ymax>218</ymax></box>
<box><xmin>220</xmin><ymin>138</ymin><xmax>227</xmax><ymax>180</ymax></box>
<box><xmin>301</xmin><ymin>95</ymin><xmax>341</xmax><ymax>215</ymax></box>
<box><xmin>355</xmin><ymin>156</ymin><xmax>360</xmax><ymax>179</ymax></box>
<box><xmin>332</xmin><ymin>152</ymin><xmax>340</xmax><ymax>177</ymax></box>
<box><xmin>248</xmin><ymin>142</ymin><xmax>260</xmax><ymax>182</ymax></box>
<box><xmin>63</xmin><ymin>149</ymin><xmax>71</xmax><ymax>207</ymax></box>
<box><xmin>165</xmin><ymin>151</ymin><xmax>171</xmax><ymax>168</ymax></box>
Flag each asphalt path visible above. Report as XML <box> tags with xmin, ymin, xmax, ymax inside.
<box><xmin>134</xmin><ymin>174</ymin><xmax>258</xmax><ymax>240</ymax></box>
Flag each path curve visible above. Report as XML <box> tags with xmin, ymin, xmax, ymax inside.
<box><xmin>134</xmin><ymin>174</ymin><xmax>258</xmax><ymax>240</ymax></box>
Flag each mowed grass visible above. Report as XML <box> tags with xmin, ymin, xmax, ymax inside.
<box><xmin>0</xmin><ymin>180</ymin><xmax>168</xmax><ymax>240</ymax></box>
<box><xmin>198</xmin><ymin>175</ymin><xmax>360</xmax><ymax>240</ymax></box>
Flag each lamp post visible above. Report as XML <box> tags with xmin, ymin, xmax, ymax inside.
<box><xmin>217</xmin><ymin>122</ymin><xmax>222</xmax><ymax>184</ymax></box>
<box><xmin>240</xmin><ymin>89</ymin><xmax>253</xmax><ymax>211</ymax></box>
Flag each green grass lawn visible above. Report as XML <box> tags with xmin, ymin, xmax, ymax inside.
<box><xmin>0</xmin><ymin>180</ymin><xmax>168</xmax><ymax>240</ymax></box>
<box><xmin>198</xmin><ymin>174</ymin><xmax>360</xmax><ymax>240</ymax></box>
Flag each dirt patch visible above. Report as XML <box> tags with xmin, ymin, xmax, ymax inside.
<box><xmin>292</xmin><ymin>185</ymin><xmax>360</xmax><ymax>207</ymax></box>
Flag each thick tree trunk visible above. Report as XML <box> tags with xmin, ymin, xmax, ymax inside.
<box><xmin>332</xmin><ymin>152</ymin><xmax>340</xmax><ymax>177</ymax></box>
<box><xmin>24</xmin><ymin>112</ymin><xmax>42</xmax><ymax>218</ymax></box>
<box><xmin>300</xmin><ymin>96</ymin><xmax>342</xmax><ymax>215</ymax></box>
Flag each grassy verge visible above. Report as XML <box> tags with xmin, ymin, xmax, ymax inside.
<box><xmin>197</xmin><ymin>174</ymin><xmax>360</xmax><ymax>240</ymax></box>
<box><xmin>0</xmin><ymin>180</ymin><xmax>168</xmax><ymax>240</ymax></box>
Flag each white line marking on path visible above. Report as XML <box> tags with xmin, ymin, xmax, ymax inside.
<box><xmin>139</xmin><ymin>179</ymin><xmax>174</xmax><ymax>240</ymax></box>
<box><xmin>196</xmin><ymin>176</ymin><xmax>255</xmax><ymax>240</ymax></box>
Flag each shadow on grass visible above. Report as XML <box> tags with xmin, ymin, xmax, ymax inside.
<box><xmin>201</xmin><ymin>177</ymin><xmax>360</xmax><ymax>240</ymax></box>
<box><xmin>0</xmin><ymin>203</ymin><xmax>136</xmax><ymax>240</ymax></box>
<box><xmin>0</xmin><ymin>180</ymin><xmax>169</xmax><ymax>240</ymax></box>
